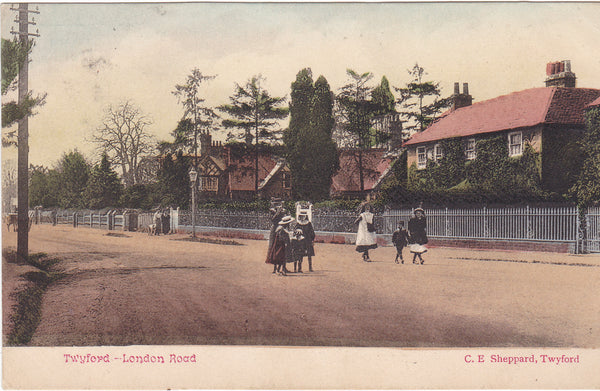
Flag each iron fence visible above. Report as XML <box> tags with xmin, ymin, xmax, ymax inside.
<box><xmin>586</xmin><ymin>206</ymin><xmax>600</xmax><ymax>253</ymax></box>
<box><xmin>33</xmin><ymin>205</ymin><xmax>596</xmax><ymax>252</ymax></box>
<box><xmin>382</xmin><ymin>207</ymin><xmax>579</xmax><ymax>242</ymax></box>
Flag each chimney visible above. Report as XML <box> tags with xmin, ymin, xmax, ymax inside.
<box><xmin>199</xmin><ymin>131</ymin><xmax>212</xmax><ymax>156</ymax></box>
<box><xmin>451</xmin><ymin>82</ymin><xmax>472</xmax><ymax>111</ymax></box>
<box><xmin>545</xmin><ymin>60</ymin><xmax>576</xmax><ymax>88</ymax></box>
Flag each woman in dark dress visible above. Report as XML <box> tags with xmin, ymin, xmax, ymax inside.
<box><xmin>266</xmin><ymin>215</ymin><xmax>294</xmax><ymax>276</ymax></box>
<box><xmin>407</xmin><ymin>208</ymin><xmax>428</xmax><ymax>265</ymax></box>
<box><xmin>265</xmin><ymin>205</ymin><xmax>286</xmax><ymax>273</ymax></box>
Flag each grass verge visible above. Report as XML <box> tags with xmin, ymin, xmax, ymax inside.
<box><xmin>4</xmin><ymin>250</ymin><xmax>65</xmax><ymax>346</ymax></box>
<box><xmin>172</xmin><ymin>236</ymin><xmax>243</xmax><ymax>246</ymax></box>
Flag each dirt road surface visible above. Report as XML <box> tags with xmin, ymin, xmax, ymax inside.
<box><xmin>3</xmin><ymin>225</ymin><xmax>600</xmax><ymax>347</ymax></box>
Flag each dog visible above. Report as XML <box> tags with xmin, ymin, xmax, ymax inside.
<box><xmin>147</xmin><ymin>224</ymin><xmax>157</xmax><ymax>236</ymax></box>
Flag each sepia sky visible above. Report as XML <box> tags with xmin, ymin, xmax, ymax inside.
<box><xmin>1</xmin><ymin>2</ymin><xmax>600</xmax><ymax>167</ymax></box>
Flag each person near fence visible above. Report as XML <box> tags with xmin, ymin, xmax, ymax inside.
<box><xmin>153</xmin><ymin>209</ymin><xmax>162</xmax><ymax>235</ymax></box>
<box><xmin>354</xmin><ymin>204</ymin><xmax>377</xmax><ymax>262</ymax></box>
<box><xmin>162</xmin><ymin>209</ymin><xmax>170</xmax><ymax>235</ymax></box>
<box><xmin>392</xmin><ymin>220</ymin><xmax>409</xmax><ymax>264</ymax></box>
<box><xmin>408</xmin><ymin>208</ymin><xmax>428</xmax><ymax>264</ymax></box>
<box><xmin>266</xmin><ymin>215</ymin><xmax>294</xmax><ymax>276</ymax></box>
<box><xmin>295</xmin><ymin>211</ymin><xmax>315</xmax><ymax>272</ymax></box>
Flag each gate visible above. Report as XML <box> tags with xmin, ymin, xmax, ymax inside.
<box><xmin>586</xmin><ymin>206</ymin><xmax>600</xmax><ymax>253</ymax></box>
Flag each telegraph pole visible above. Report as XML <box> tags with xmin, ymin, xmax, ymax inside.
<box><xmin>11</xmin><ymin>3</ymin><xmax>39</xmax><ymax>262</ymax></box>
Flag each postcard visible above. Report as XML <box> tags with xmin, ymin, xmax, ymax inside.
<box><xmin>2</xmin><ymin>2</ymin><xmax>599</xmax><ymax>389</ymax></box>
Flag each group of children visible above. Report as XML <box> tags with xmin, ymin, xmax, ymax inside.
<box><xmin>391</xmin><ymin>208</ymin><xmax>428</xmax><ymax>265</ymax></box>
<box><xmin>265</xmin><ymin>202</ymin><xmax>316</xmax><ymax>276</ymax></box>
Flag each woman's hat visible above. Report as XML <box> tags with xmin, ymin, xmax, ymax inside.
<box><xmin>279</xmin><ymin>215</ymin><xmax>295</xmax><ymax>225</ymax></box>
<box><xmin>414</xmin><ymin>207</ymin><xmax>425</xmax><ymax>213</ymax></box>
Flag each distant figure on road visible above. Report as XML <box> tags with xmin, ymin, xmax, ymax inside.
<box><xmin>392</xmin><ymin>220</ymin><xmax>409</xmax><ymax>264</ymax></box>
<box><xmin>266</xmin><ymin>215</ymin><xmax>294</xmax><ymax>276</ymax></box>
<box><xmin>408</xmin><ymin>208</ymin><xmax>428</xmax><ymax>264</ymax></box>
<box><xmin>294</xmin><ymin>211</ymin><xmax>316</xmax><ymax>272</ymax></box>
<box><xmin>354</xmin><ymin>204</ymin><xmax>377</xmax><ymax>262</ymax></box>
<box><xmin>153</xmin><ymin>209</ymin><xmax>162</xmax><ymax>235</ymax></box>
<box><xmin>162</xmin><ymin>209</ymin><xmax>170</xmax><ymax>235</ymax></box>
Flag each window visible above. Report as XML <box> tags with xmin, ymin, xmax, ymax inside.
<box><xmin>282</xmin><ymin>172</ymin><xmax>291</xmax><ymax>189</ymax></box>
<box><xmin>465</xmin><ymin>138</ymin><xmax>476</xmax><ymax>160</ymax></box>
<box><xmin>417</xmin><ymin>147</ymin><xmax>427</xmax><ymax>169</ymax></box>
<box><xmin>434</xmin><ymin>144</ymin><xmax>444</xmax><ymax>162</ymax></box>
<box><xmin>508</xmin><ymin>131</ymin><xmax>523</xmax><ymax>157</ymax></box>
<box><xmin>199</xmin><ymin>176</ymin><xmax>218</xmax><ymax>192</ymax></box>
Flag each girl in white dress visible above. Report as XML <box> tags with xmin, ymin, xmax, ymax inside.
<box><xmin>354</xmin><ymin>204</ymin><xmax>377</xmax><ymax>262</ymax></box>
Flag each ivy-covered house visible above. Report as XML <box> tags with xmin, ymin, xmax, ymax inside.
<box><xmin>403</xmin><ymin>61</ymin><xmax>600</xmax><ymax>197</ymax></box>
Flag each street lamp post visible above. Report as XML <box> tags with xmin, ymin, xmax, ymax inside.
<box><xmin>189</xmin><ymin>167</ymin><xmax>198</xmax><ymax>238</ymax></box>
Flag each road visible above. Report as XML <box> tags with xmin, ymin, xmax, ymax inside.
<box><xmin>3</xmin><ymin>225</ymin><xmax>599</xmax><ymax>347</ymax></box>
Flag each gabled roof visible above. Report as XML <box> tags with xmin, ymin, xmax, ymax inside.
<box><xmin>331</xmin><ymin>149</ymin><xmax>393</xmax><ymax>194</ymax></box>
<box><xmin>198</xmin><ymin>155</ymin><xmax>226</xmax><ymax>175</ymax></box>
<box><xmin>587</xmin><ymin>96</ymin><xmax>600</xmax><ymax>108</ymax></box>
<box><xmin>404</xmin><ymin>87</ymin><xmax>600</xmax><ymax>146</ymax></box>
<box><xmin>227</xmin><ymin>153</ymin><xmax>279</xmax><ymax>192</ymax></box>
<box><xmin>258</xmin><ymin>160</ymin><xmax>286</xmax><ymax>190</ymax></box>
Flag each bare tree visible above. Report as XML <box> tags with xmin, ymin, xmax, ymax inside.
<box><xmin>92</xmin><ymin>101</ymin><xmax>154</xmax><ymax>187</ymax></box>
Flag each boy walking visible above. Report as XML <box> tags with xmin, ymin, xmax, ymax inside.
<box><xmin>391</xmin><ymin>221</ymin><xmax>409</xmax><ymax>264</ymax></box>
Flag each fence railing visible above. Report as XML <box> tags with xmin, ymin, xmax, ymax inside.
<box><xmin>586</xmin><ymin>206</ymin><xmax>600</xmax><ymax>253</ymax></box>
<box><xmin>180</xmin><ymin>206</ymin><xmax>579</xmax><ymax>241</ymax></box>
<box><xmin>31</xmin><ymin>205</ymin><xmax>600</xmax><ymax>253</ymax></box>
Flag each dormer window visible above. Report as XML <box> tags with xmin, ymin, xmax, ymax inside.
<box><xmin>508</xmin><ymin>131</ymin><xmax>523</xmax><ymax>157</ymax></box>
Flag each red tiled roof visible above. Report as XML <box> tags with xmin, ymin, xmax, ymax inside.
<box><xmin>404</xmin><ymin>87</ymin><xmax>600</xmax><ymax>146</ymax></box>
<box><xmin>587</xmin><ymin>96</ymin><xmax>600</xmax><ymax>108</ymax></box>
<box><xmin>331</xmin><ymin>149</ymin><xmax>392</xmax><ymax>193</ymax></box>
<box><xmin>228</xmin><ymin>153</ymin><xmax>278</xmax><ymax>191</ymax></box>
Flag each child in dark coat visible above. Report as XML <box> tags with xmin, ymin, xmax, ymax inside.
<box><xmin>295</xmin><ymin>212</ymin><xmax>316</xmax><ymax>272</ymax></box>
<box><xmin>391</xmin><ymin>221</ymin><xmax>409</xmax><ymax>264</ymax></box>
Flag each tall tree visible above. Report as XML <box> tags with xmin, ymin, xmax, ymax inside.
<box><xmin>156</xmin><ymin>151</ymin><xmax>191</xmax><ymax>208</ymax></box>
<box><xmin>29</xmin><ymin>165</ymin><xmax>60</xmax><ymax>208</ymax></box>
<box><xmin>284</xmin><ymin>68</ymin><xmax>315</xmax><ymax>198</ymax></box>
<box><xmin>218</xmin><ymin>75</ymin><xmax>289</xmax><ymax>192</ymax></box>
<box><xmin>172</xmin><ymin>69</ymin><xmax>218</xmax><ymax>159</ymax></box>
<box><xmin>571</xmin><ymin>105</ymin><xmax>600</xmax><ymax>206</ymax></box>
<box><xmin>336</xmin><ymin>69</ymin><xmax>379</xmax><ymax>192</ymax></box>
<box><xmin>371</xmin><ymin>75</ymin><xmax>396</xmax><ymax>114</ymax></box>
<box><xmin>307</xmin><ymin>75</ymin><xmax>339</xmax><ymax>200</ymax></box>
<box><xmin>395</xmin><ymin>63</ymin><xmax>450</xmax><ymax>135</ymax></box>
<box><xmin>58</xmin><ymin>150</ymin><xmax>90</xmax><ymax>208</ymax></box>
<box><xmin>84</xmin><ymin>153</ymin><xmax>123</xmax><ymax>209</ymax></box>
<box><xmin>92</xmin><ymin>100</ymin><xmax>154</xmax><ymax>187</ymax></box>
<box><xmin>158</xmin><ymin>118</ymin><xmax>194</xmax><ymax>155</ymax></box>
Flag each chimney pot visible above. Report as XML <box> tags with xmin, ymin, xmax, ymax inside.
<box><xmin>454</xmin><ymin>82</ymin><xmax>460</xmax><ymax>94</ymax></box>
<box><xmin>545</xmin><ymin>60</ymin><xmax>576</xmax><ymax>88</ymax></box>
<box><xmin>463</xmin><ymin>83</ymin><xmax>469</xmax><ymax>95</ymax></box>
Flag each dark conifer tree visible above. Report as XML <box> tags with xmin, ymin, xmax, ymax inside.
<box><xmin>84</xmin><ymin>153</ymin><xmax>123</xmax><ymax>209</ymax></box>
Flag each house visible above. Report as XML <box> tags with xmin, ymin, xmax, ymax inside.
<box><xmin>403</xmin><ymin>61</ymin><xmax>600</xmax><ymax>194</ymax></box>
<box><xmin>177</xmin><ymin>131</ymin><xmax>291</xmax><ymax>201</ymax></box>
<box><xmin>330</xmin><ymin>148</ymin><xmax>393</xmax><ymax>199</ymax></box>
<box><xmin>225</xmin><ymin>152</ymin><xmax>291</xmax><ymax>200</ymax></box>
